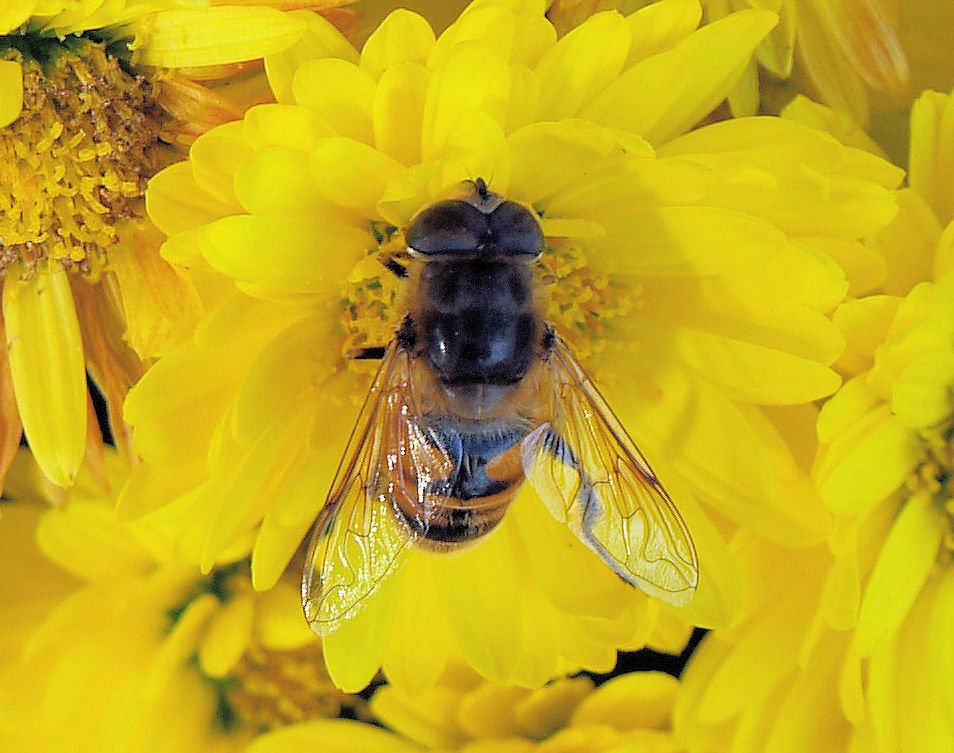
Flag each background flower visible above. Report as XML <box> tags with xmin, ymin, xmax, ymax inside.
<box><xmin>675</xmin><ymin>87</ymin><xmax>954</xmax><ymax>753</ymax></box>
<box><xmin>248</xmin><ymin>667</ymin><xmax>689</xmax><ymax>753</ymax></box>
<box><xmin>0</xmin><ymin>448</ymin><xmax>361</xmax><ymax>752</ymax></box>
<box><xmin>0</xmin><ymin>1</ymin><xmax>353</xmax><ymax>489</ymax></box>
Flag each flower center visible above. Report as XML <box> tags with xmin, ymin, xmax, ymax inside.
<box><xmin>218</xmin><ymin>643</ymin><xmax>370</xmax><ymax>733</ymax></box>
<box><xmin>0</xmin><ymin>39</ymin><xmax>168</xmax><ymax>278</ymax></box>
<box><xmin>908</xmin><ymin>418</ymin><xmax>954</xmax><ymax>553</ymax></box>
<box><xmin>340</xmin><ymin>229</ymin><xmax>636</xmax><ymax>365</ymax></box>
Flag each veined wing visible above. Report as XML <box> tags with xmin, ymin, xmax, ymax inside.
<box><xmin>301</xmin><ymin>343</ymin><xmax>453</xmax><ymax>637</ymax></box>
<box><xmin>521</xmin><ymin>333</ymin><xmax>699</xmax><ymax>606</ymax></box>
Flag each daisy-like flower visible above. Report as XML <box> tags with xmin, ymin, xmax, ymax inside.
<box><xmin>129</xmin><ymin>0</ymin><xmax>902</xmax><ymax>691</ymax></box>
<box><xmin>675</xmin><ymin>89</ymin><xmax>954</xmax><ymax>753</ymax></box>
<box><xmin>247</xmin><ymin>666</ymin><xmax>688</xmax><ymax>752</ymax></box>
<box><xmin>0</xmin><ymin>448</ymin><xmax>364</xmax><ymax>752</ymax></box>
<box><xmin>0</xmin><ymin>1</ymin><xmax>354</xmax><ymax>489</ymax></box>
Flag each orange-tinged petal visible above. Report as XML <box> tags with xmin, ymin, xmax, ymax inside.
<box><xmin>581</xmin><ymin>10</ymin><xmax>777</xmax><ymax>145</ymax></box>
<box><xmin>135</xmin><ymin>7</ymin><xmax>307</xmax><ymax>68</ymax></box>
<box><xmin>804</xmin><ymin>0</ymin><xmax>908</xmax><ymax>94</ymax></box>
<box><xmin>0</xmin><ymin>60</ymin><xmax>23</xmax><ymax>128</ymax></box>
<box><xmin>794</xmin><ymin>0</ymin><xmax>869</xmax><ymax>124</ymax></box>
<box><xmin>3</xmin><ymin>267</ymin><xmax>86</xmax><ymax>488</ymax></box>
<box><xmin>108</xmin><ymin>222</ymin><xmax>201</xmax><ymax>359</ymax></box>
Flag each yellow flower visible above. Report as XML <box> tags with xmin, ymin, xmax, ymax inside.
<box><xmin>0</xmin><ymin>448</ymin><xmax>362</xmax><ymax>752</ymax></box>
<box><xmin>0</xmin><ymin>1</ymin><xmax>353</xmax><ymax>489</ymax></box>
<box><xmin>247</xmin><ymin>667</ymin><xmax>688</xmax><ymax>752</ymax></box>
<box><xmin>676</xmin><ymin>88</ymin><xmax>954</xmax><ymax>753</ymax></box>
<box><xmin>128</xmin><ymin>0</ymin><xmax>901</xmax><ymax>691</ymax></box>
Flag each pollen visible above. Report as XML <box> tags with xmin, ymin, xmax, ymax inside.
<box><xmin>907</xmin><ymin>418</ymin><xmax>954</xmax><ymax>556</ymax></box>
<box><xmin>221</xmin><ymin>642</ymin><xmax>370</xmax><ymax>733</ymax></box>
<box><xmin>542</xmin><ymin>239</ymin><xmax>637</xmax><ymax>359</ymax></box>
<box><xmin>0</xmin><ymin>41</ymin><xmax>167</xmax><ymax>278</ymax></box>
<box><xmin>339</xmin><ymin>223</ymin><xmax>404</xmax><ymax>367</ymax></box>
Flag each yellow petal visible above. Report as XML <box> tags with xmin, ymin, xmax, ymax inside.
<box><xmin>593</xmin><ymin>206</ymin><xmax>787</xmax><ymax>277</ymax></box>
<box><xmin>146</xmin><ymin>162</ymin><xmax>236</xmax><ymax>238</ymax></box>
<box><xmin>373</xmin><ymin>62</ymin><xmax>430</xmax><ymax>165</ymax></box>
<box><xmin>572</xmin><ymin>671</ymin><xmax>677</xmax><ymax>730</ymax></box>
<box><xmin>853</xmin><ymin>493</ymin><xmax>945</xmax><ymax>658</ymax></box>
<box><xmin>581</xmin><ymin>10</ymin><xmax>777</xmax><ymax>145</ymax></box>
<box><xmin>534</xmin><ymin>10</ymin><xmax>631</xmax><ymax>120</ymax></box>
<box><xmin>0</xmin><ymin>3</ymin><xmax>33</xmax><ymax>35</ymax></box>
<box><xmin>892</xmin><ymin>353</ymin><xmax>954</xmax><ymax>429</ymax></box>
<box><xmin>0</xmin><ymin>60</ymin><xmax>23</xmax><ymax>128</ymax></box>
<box><xmin>234</xmin><ymin>145</ymin><xmax>330</xmax><ymax>217</ymax></box>
<box><xmin>816</xmin><ymin>406</ymin><xmax>919</xmax><ymax>515</ymax></box>
<box><xmin>360</xmin><ymin>9</ymin><xmax>435</xmax><ymax>78</ymax></box>
<box><xmin>293</xmin><ymin>58</ymin><xmax>377</xmax><ymax>143</ymax></box>
<box><xmin>264</xmin><ymin>9</ymin><xmax>359</xmax><ymax>105</ymax></box>
<box><xmin>246</xmin><ymin>720</ymin><xmax>418</xmax><ymax>753</ymax></box>
<box><xmin>189</xmin><ymin>120</ymin><xmax>251</xmax><ymax>210</ymax></box>
<box><xmin>197</xmin><ymin>590</ymin><xmax>255</xmax><ymax>678</ymax></box>
<box><xmin>624</xmin><ymin>0</ymin><xmax>702</xmax><ymax>67</ymax></box>
<box><xmin>3</xmin><ymin>267</ymin><xmax>86</xmax><ymax>487</ymax></box>
<box><xmin>421</xmin><ymin>40</ymin><xmax>511</xmax><ymax>161</ymax></box>
<box><xmin>244</xmin><ymin>103</ymin><xmax>336</xmax><ymax>152</ymax></box>
<box><xmin>831</xmin><ymin>295</ymin><xmax>900</xmax><ymax>376</ymax></box>
<box><xmin>200</xmin><ymin>215</ymin><xmax>373</xmax><ymax>295</ymax></box>
<box><xmin>36</xmin><ymin>502</ymin><xmax>154</xmax><ymax>582</ymax></box>
<box><xmin>135</xmin><ymin>7</ymin><xmax>307</xmax><ymax>68</ymax></box>
<box><xmin>514</xmin><ymin>677</ymin><xmax>593</xmax><ymax>738</ymax></box>
<box><xmin>253</xmin><ymin>579</ymin><xmax>314</xmax><ymax>651</ymax></box>
<box><xmin>909</xmin><ymin>88</ymin><xmax>954</xmax><ymax>227</ymax></box>
<box><xmin>309</xmin><ymin>137</ymin><xmax>406</xmax><ymax>216</ymax></box>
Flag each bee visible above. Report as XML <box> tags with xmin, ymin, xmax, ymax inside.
<box><xmin>302</xmin><ymin>179</ymin><xmax>699</xmax><ymax>636</ymax></box>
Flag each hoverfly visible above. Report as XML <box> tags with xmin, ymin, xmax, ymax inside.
<box><xmin>302</xmin><ymin>179</ymin><xmax>699</xmax><ymax>636</ymax></box>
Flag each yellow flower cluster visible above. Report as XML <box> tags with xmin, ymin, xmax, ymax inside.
<box><xmin>0</xmin><ymin>1</ymin><xmax>953</xmax><ymax>752</ymax></box>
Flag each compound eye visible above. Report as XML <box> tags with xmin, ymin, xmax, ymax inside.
<box><xmin>487</xmin><ymin>201</ymin><xmax>545</xmax><ymax>257</ymax></box>
<box><xmin>405</xmin><ymin>200</ymin><xmax>488</xmax><ymax>255</ymax></box>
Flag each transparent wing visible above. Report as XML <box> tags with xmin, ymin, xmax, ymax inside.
<box><xmin>521</xmin><ymin>334</ymin><xmax>699</xmax><ymax>606</ymax></box>
<box><xmin>301</xmin><ymin>343</ymin><xmax>452</xmax><ymax>637</ymax></box>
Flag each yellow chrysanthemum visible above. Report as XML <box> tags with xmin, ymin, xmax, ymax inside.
<box><xmin>675</xmin><ymin>89</ymin><xmax>954</xmax><ymax>753</ymax></box>
<box><xmin>247</xmin><ymin>666</ymin><xmax>688</xmax><ymax>752</ymax></box>
<box><xmin>0</xmin><ymin>1</ymin><xmax>354</xmax><ymax>489</ymax></box>
<box><xmin>0</xmin><ymin>448</ymin><xmax>362</xmax><ymax>752</ymax></box>
<box><xmin>128</xmin><ymin>0</ymin><xmax>901</xmax><ymax>691</ymax></box>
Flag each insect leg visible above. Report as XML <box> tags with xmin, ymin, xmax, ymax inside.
<box><xmin>377</xmin><ymin>252</ymin><xmax>408</xmax><ymax>278</ymax></box>
<box><xmin>347</xmin><ymin>346</ymin><xmax>388</xmax><ymax>360</ymax></box>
